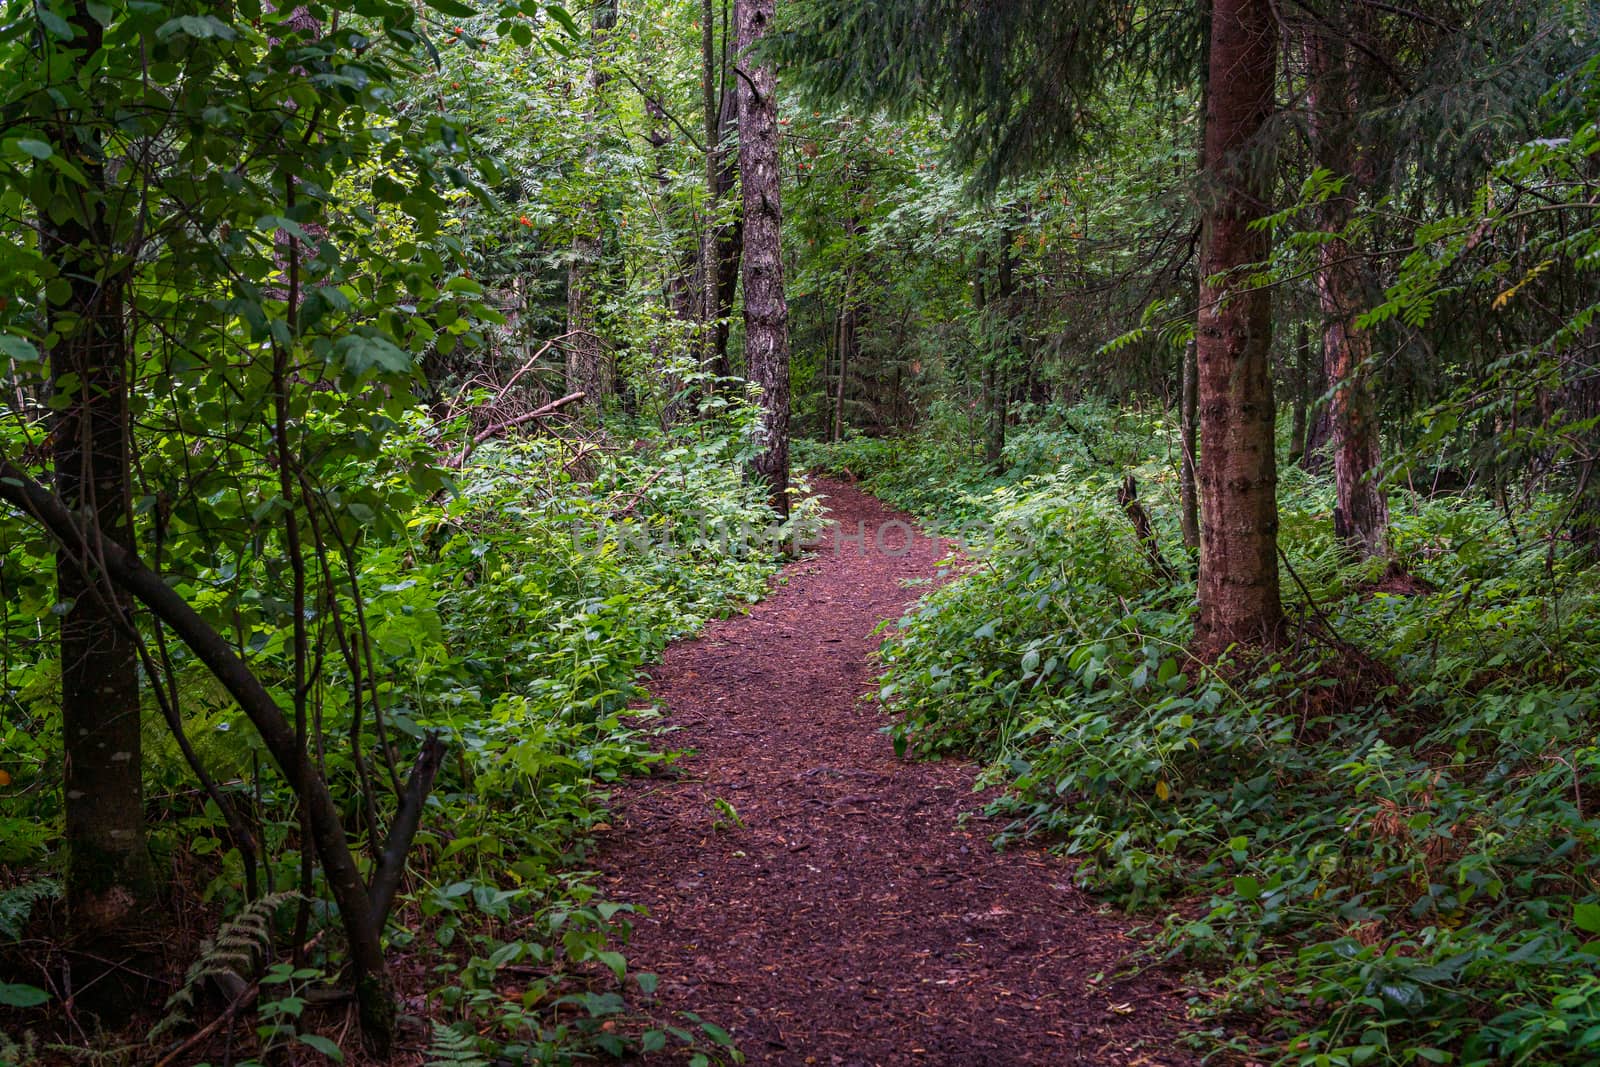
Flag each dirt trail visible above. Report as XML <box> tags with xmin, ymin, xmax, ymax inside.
<box><xmin>599</xmin><ymin>480</ymin><xmax>1194</xmax><ymax>1066</ymax></box>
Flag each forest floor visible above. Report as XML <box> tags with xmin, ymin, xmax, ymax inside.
<box><xmin>597</xmin><ymin>480</ymin><xmax>1196</xmax><ymax>1066</ymax></box>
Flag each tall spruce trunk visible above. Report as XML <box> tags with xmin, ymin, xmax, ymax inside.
<box><xmin>698</xmin><ymin>0</ymin><xmax>721</xmax><ymax>386</ymax></box>
<box><xmin>832</xmin><ymin>294</ymin><xmax>855</xmax><ymax>442</ymax></box>
<box><xmin>712</xmin><ymin>90</ymin><xmax>744</xmax><ymax>375</ymax></box>
<box><xmin>1180</xmin><ymin>338</ymin><xmax>1200</xmax><ymax>548</ymax></box>
<box><xmin>986</xmin><ymin>231</ymin><xmax>1015</xmax><ymax>473</ymax></box>
<box><xmin>1306</xmin><ymin>18</ymin><xmax>1389</xmax><ymax>558</ymax></box>
<box><xmin>1287</xmin><ymin>322</ymin><xmax>1312</xmax><ymax>466</ymax></box>
<box><xmin>43</xmin><ymin>3</ymin><xmax>152</xmax><ymax>936</ymax></box>
<box><xmin>645</xmin><ymin>87</ymin><xmax>697</xmax><ymax>424</ymax></box>
<box><xmin>1567</xmin><ymin>366</ymin><xmax>1600</xmax><ymax>561</ymax></box>
<box><xmin>1180</xmin><ymin>6</ymin><xmax>1209</xmax><ymax>552</ymax></box>
<box><xmin>1193</xmin><ymin>0</ymin><xmax>1284</xmax><ymax>656</ymax></box>
<box><xmin>566</xmin><ymin>0</ymin><xmax>619</xmax><ymax>406</ymax></box>
<box><xmin>736</xmin><ymin>0</ymin><xmax>792</xmax><ymax>518</ymax></box>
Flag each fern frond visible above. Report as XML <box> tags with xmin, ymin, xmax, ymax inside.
<box><xmin>423</xmin><ymin>1021</ymin><xmax>489</xmax><ymax>1067</ymax></box>
<box><xmin>0</xmin><ymin>879</ymin><xmax>60</xmax><ymax>942</ymax></box>
<box><xmin>147</xmin><ymin>891</ymin><xmax>299</xmax><ymax>1043</ymax></box>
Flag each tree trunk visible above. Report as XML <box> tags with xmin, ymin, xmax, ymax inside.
<box><xmin>1301</xmin><ymin>368</ymin><xmax>1333</xmax><ymax>472</ymax></box>
<box><xmin>1179</xmin><ymin>338</ymin><xmax>1200</xmax><ymax>548</ymax></box>
<box><xmin>565</xmin><ymin>0</ymin><xmax>619</xmax><ymax>407</ymax></box>
<box><xmin>1305</xmin><ymin>16</ymin><xmax>1389</xmax><ymax>558</ymax></box>
<box><xmin>1193</xmin><ymin>0</ymin><xmax>1283</xmax><ymax>657</ymax></box>
<box><xmin>982</xmin><ymin>358</ymin><xmax>1005</xmax><ymax>470</ymax></box>
<box><xmin>736</xmin><ymin>0</ymin><xmax>792</xmax><ymax>518</ymax></box>
<box><xmin>1562</xmin><ymin>348</ymin><xmax>1600</xmax><ymax>559</ymax></box>
<box><xmin>1180</xmin><ymin>11</ymin><xmax>1207</xmax><ymax>552</ymax></box>
<box><xmin>986</xmin><ymin>230</ymin><xmax>1015</xmax><ymax>473</ymax></box>
<box><xmin>1287</xmin><ymin>322</ymin><xmax>1311</xmax><ymax>466</ymax></box>
<box><xmin>712</xmin><ymin>90</ymin><xmax>745</xmax><ymax>377</ymax></box>
<box><xmin>699</xmin><ymin>0</ymin><xmax>721</xmax><ymax>387</ymax></box>
<box><xmin>42</xmin><ymin>2</ymin><xmax>153</xmax><ymax>938</ymax></box>
<box><xmin>645</xmin><ymin>86</ymin><xmax>697</xmax><ymax>425</ymax></box>
<box><xmin>833</xmin><ymin>295</ymin><xmax>854</xmax><ymax>443</ymax></box>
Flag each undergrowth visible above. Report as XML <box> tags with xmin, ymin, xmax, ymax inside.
<box><xmin>0</xmin><ymin>402</ymin><xmax>800</xmax><ymax>1065</ymax></box>
<box><xmin>807</xmin><ymin>405</ymin><xmax>1600</xmax><ymax>1067</ymax></box>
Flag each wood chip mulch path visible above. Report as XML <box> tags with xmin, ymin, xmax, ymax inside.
<box><xmin>597</xmin><ymin>479</ymin><xmax>1196</xmax><ymax>1066</ymax></box>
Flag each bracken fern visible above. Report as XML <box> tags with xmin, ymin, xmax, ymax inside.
<box><xmin>147</xmin><ymin>891</ymin><xmax>299</xmax><ymax>1043</ymax></box>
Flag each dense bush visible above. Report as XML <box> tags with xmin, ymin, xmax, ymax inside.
<box><xmin>812</xmin><ymin>408</ymin><xmax>1600</xmax><ymax>1066</ymax></box>
<box><xmin>0</xmin><ymin>403</ymin><xmax>794</xmax><ymax>1063</ymax></box>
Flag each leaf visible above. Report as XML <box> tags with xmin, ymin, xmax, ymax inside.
<box><xmin>695</xmin><ymin>1020</ymin><xmax>734</xmax><ymax>1047</ymax></box>
<box><xmin>1233</xmin><ymin>875</ymin><xmax>1261</xmax><ymax>901</ymax></box>
<box><xmin>255</xmin><ymin>214</ymin><xmax>314</xmax><ymax>243</ymax></box>
<box><xmin>156</xmin><ymin>14</ymin><xmax>239</xmax><ymax>40</ymax></box>
<box><xmin>423</xmin><ymin>0</ymin><xmax>478</xmax><ymax>16</ymax></box>
<box><xmin>0</xmin><ymin>982</ymin><xmax>48</xmax><ymax>1007</ymax></box>
<box><xmin>0</xmin><ymin>335</ymin><xmax>39</xmax><ymax>362</ymax></box>
<box><xmin>15</xmin><ymin>139</ymin><xmax>52</xmax><ymax>160</ymax></box>
<box><xmin>36</xmin><ymin>9</ymin><xmax>74</xmax><ymax>39</ymax></box>
<box><xmin>1154</xmin><ymin>778</ymin><xmax>1169</xmax><ymax>801</ymax></box>
<box><xmin>544</xmin><ymin>2</ymin><xmax>579</xmax><ymax>37</ymax></box>
<box><xmin>1379</xmin><ymin>981</ymin><xmax>1426</xmax><ymax>1013</ymax></box>
<box><xmin>1574</xmin><ymin>902</ymin><xmax>1600</xmax><ymax>934</ymax></box>
<box><xmin>336</xmin><ymin>334</ymin><xmax>414</xmax><ymax>375</ymax></box>
<box><xmin>296</xmin><ymin>1033</ymin><xmax>345</xmax><ymax>1061</ymax></box>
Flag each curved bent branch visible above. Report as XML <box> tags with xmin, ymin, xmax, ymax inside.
<box><xmin>0</xmin><ymin>454</ymin><xmax>398</xmax><ymax>1046</ymax></box>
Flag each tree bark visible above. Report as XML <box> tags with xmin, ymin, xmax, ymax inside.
<box><xmin>565</xmin><ymin>0</ymin><xmax>619</xmax><ymax>407</ymax></box>
<box><xmin>1193</xmin><ymin>0</ymin><xmax>1283</xmax><ymax>657</ymax></box>
<box><xmin>736</xmin><ymin>0</ymin><xmax>792</xmax><ymax>518</ymax></box>
<box><xmin>983</xmin><ymin>230</ymin><xmax>1016</xmax><ymax>474</ymax></box>
<box><xmin>42</xmin><ymin>1</ymin><xmax>153</xmax><ymax>937</ymax></box>
<box><xmin>1180</xmin><ymin>16</ymin><xmax>1207</xmax><ymax>553</ymax></box>
<box><xmin>1287</xmin><ymin>322</ymin><xmax>1311</xmax><ymax>466</ymax></box>
<box><xmin>1301</xmin><ymin>366</ymin><xmax>1333</xmax><ymax>472</ymax></box>
<box><xmin>699</xmin><ymin>0</ymin><xmax>722</xmax><ymax>387</ymax></box>
<box><xmin>1568</xmin><ymin>374</ymin><xmax>1600</xmax><ymax>562</ymax></box>
<box><xmin>644</xmin><ymin>86</ymin><xmax>697</xmax><ymax>425</ymax></box>
<box><xmin>833</xmin><ymin>288</ymin><xmax>856</xmax><ymax>443</ymax></box>
<box><xmin>712</xmin><ymin>90</ymin><xmax>745</xmax><ymax>377</ymax></box>
<box><xmin>1179</xmin><ymin>338</ymin><xmax>1200</xmax><ymax>548</ymax></box>
<box><xmin>1305</xmin><ymin>14</ymin><xmax>1388</xmax><ymax>559</ymax></box>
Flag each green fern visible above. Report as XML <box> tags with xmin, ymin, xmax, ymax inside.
<box><xmin>147</xmin><ymin>891</ymin><xmax>298</xmax><ymax>1043</ymax></box>
<box><xmin>423</xmin><ymin>1022</ymin><xmax>489</xmax><ymax>1067</ymax></box>
<box><xmin>0</xmin><ymin>1028</ymin><xmax>38</xmax><ymax>1067</ymax></box>
<box><xmin>0</xmin><ymin>879</ymin><xmax>59</xmax><ymax>942</ymax></box>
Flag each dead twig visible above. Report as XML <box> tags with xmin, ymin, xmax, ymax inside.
<box><xmin>440</xmin><ymin>331</ymin><xmax>595</xmax><ymax>422</ymax></box>
<box><xmin>614</xmin><ymin>468</ymin><xmax>667</xmax><ymax>519</ymax></box>
<box><xmin>153</xmin><ymin>981</ymin><xmax>259</xmax><ymax>1067</ymax></box>
<box><xmin>1117</xmin><ymin>475</ymin><xmax>1181</xmax><ymax>583</ymax></box>
<box><xmin>446</xmin><ymin>391</ymin><xmax>585</xmax><ymax>468</ymax></box>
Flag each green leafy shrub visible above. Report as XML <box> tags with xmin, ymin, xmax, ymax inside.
<box><xmin>841</xmin><ymin>407</ymin><xmax>1600</xmax><ymax>1066</ymax></box>
<box><xmin>1</xmin><ymin>400</ymin><xmax>785</xmax><ymax>1063</ymax></box>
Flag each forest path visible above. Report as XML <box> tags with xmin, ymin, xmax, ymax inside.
<box><xmin>598</xmin><ymin>480</ymin><xmax>1194</xmax><ymax>1066</ymax></box>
